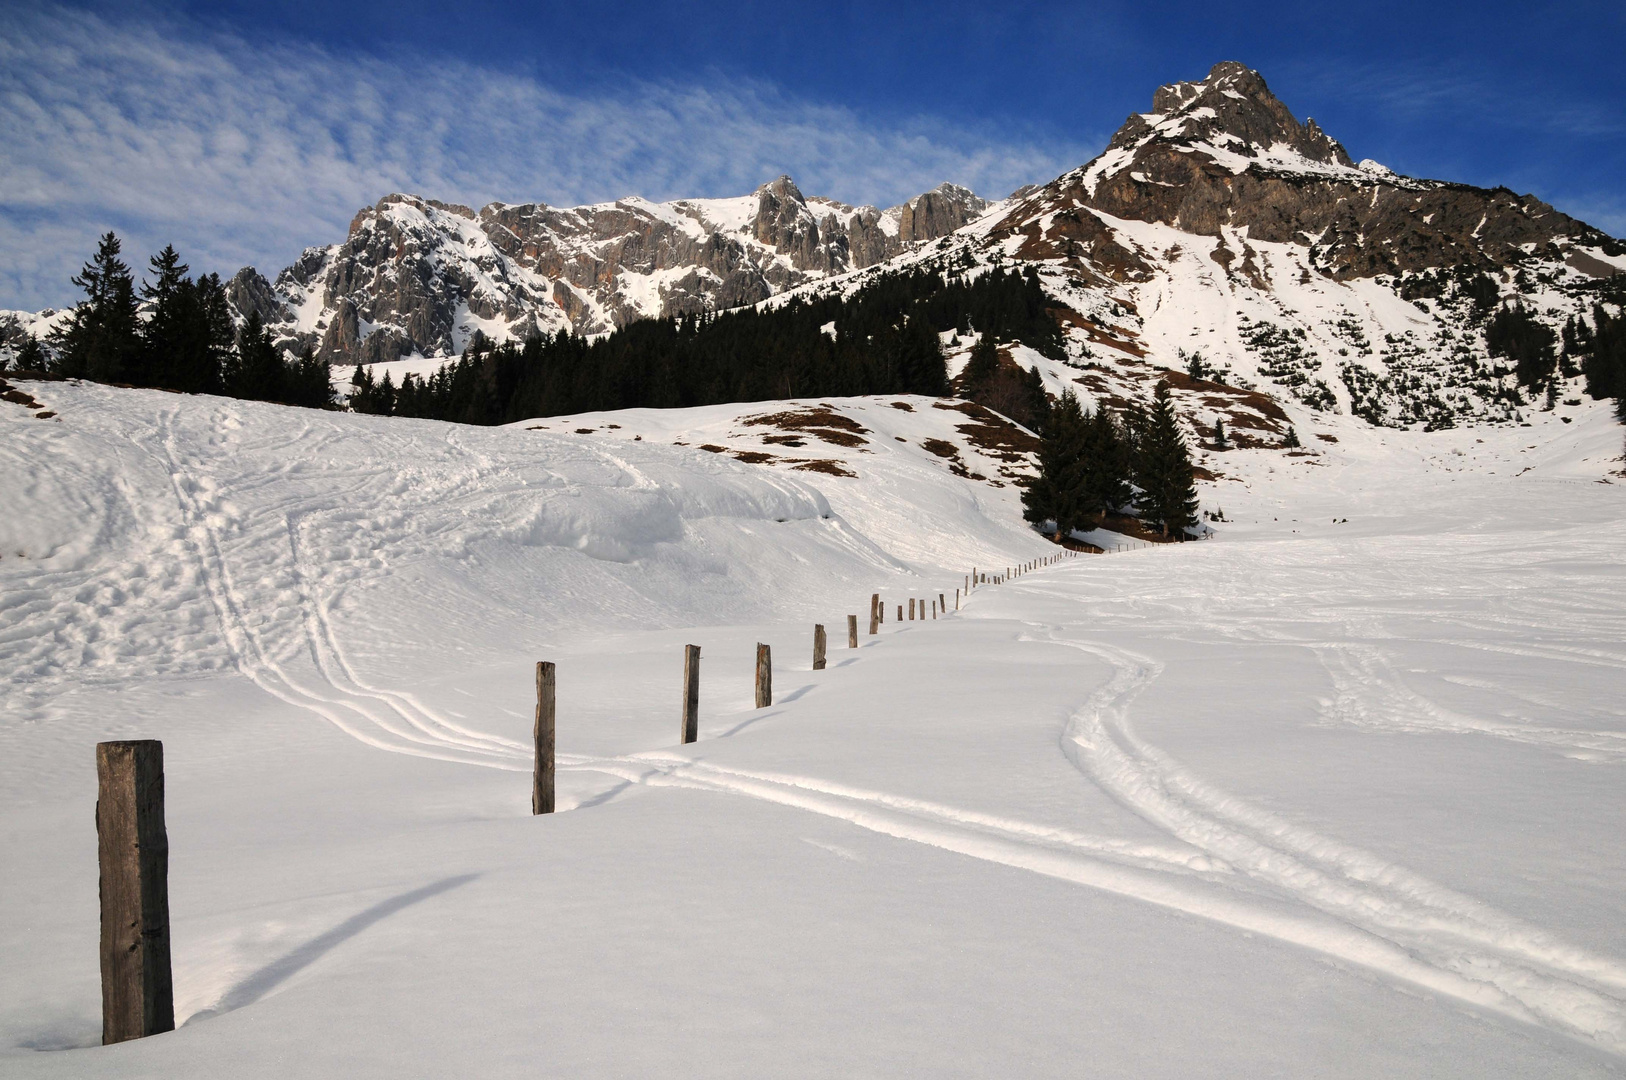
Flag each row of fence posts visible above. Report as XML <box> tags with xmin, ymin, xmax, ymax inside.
<box><xmin>90</xmin><ymin>547</ymin><xmax>1080</xmax><ymax>1044</ymax></box>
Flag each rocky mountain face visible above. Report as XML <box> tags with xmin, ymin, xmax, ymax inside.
<box><xmin>986</xmin><ymin>61</ymin><xmax>1620</xmax><ymax>283</ymax></box>
<box><xmin>230</xmin><ymin>178</ymin><xmax>991</xmax><ymax>365</ymax></box>
<box><xmin>807</xmin><ymin>61</ymin><xmax>1625</xmax><ymax>434</ymax></box>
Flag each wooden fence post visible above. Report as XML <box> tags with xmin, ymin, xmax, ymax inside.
<box><xmin>938</xmin><ymin>593</ymin><xmax>945</xmax><ymax>612</ymax></box>
<box><xmin>869</xmin><ymin>593</ymin><xmax>879</xmax><ymax>635</ymax></box>
<box><xmin>847</xmin><ymin>614</ymin><xmax>858</xmax><ymax>648</ymax></box>
<box><xmin>681</xmin><ymin>645</ymin><xmax>700</xmax><ymax>744</ymax></box>
<box><xmin>755</xmin><ymin>643</ymin><xmax>772</xmax><ymax>707</ymax></box>
<box><xmin>533</xmin><ymin>661</ymin><xmax>555</xmax><ymax>815</ymax></box>
<box><xmin>908</xmin><ymin>598</ymin><xmax>915</xmax><ymax>620</ymax></box>
<box><xmin>97</xmin><ymin>739</ymin><xmax>174</xmax><ymax>1045</ymax></box>
<box><xmin>897</xmin><ymin>604</ymin><xmax>902</xmax><ymax>621</ymax></box>
<box><xmin>955</xmin><ymin>587</ymin><xmax>960</xmax><ymax>610</ymax></box>
<box><xmin>813</xmin><ymin>624</ymin><xmax>827</xmax><ymax>670</ymax></box>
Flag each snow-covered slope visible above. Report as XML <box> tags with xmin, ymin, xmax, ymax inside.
<box><xmin>3</xmin><ymin>381</ymin><xmax>1625</xmax><ymax>1075</ymax></box>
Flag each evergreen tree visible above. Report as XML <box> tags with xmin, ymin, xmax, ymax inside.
<box><xmin>139</xmin><ymin>245</ymin><xmax>191</xmax><ymax>390</ymax></box>
<box><xmin>961</xmin><ymin>333</ymin><xmax>999</xmax><ymax>392</ymax></box>
<box><xmin>51</xmin><ymin>232</ymin><xmax>141</xmax><ymax>383</ymax></box>
<box><xmin>189</xmin><ymin>273</ymin><xmax>235</xmax><ymax>396</ymax></box>
<box><xmin>1213</xmin><ymin>415</ymin><xmax>1228</xmax><ymax>450</ymax></box>
<box><xmin>286</xmin><ymin>344</ymin><xmax>334</xmax><ymax>408</ymax></box>
<box><xmin>12</xmin><ymin>333</ymin><xmax>46</xmax><ymax>372</ymax></box>
<box><xmin>229</xmin><ymin>311</ymin><xmax>285</xmax><ymax>402</ymax></box>
<box><xmin>1022</xmin><ymin>388</ymin><xmax>1089</xmax><ymax>541</ymax></box>
<box><xmin>1485</xmin><ymin>304</ymin><xmax>1557</xmax><ymax>390</ymax></box>
<box><xmin>1079</xmin><ymin>406</ymin><xmax>1132</xmax><ymax>517</ymax></box>
<box><xmin>1283</xmin><ymin>425</ymin><xmax>1301</xmax><ymax>448</ymax></box>
<box><xmin>1134</xmin><ymin>381</ymin><xmax>1199</xmax><ymax>539</ymax></box>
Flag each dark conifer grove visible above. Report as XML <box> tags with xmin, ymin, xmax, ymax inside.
<box><xmin>41</xmin><ymin>232</ymin><xmax>333</xmax><ymax>409</ymax></box>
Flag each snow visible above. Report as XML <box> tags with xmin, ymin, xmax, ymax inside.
<box><xmin>3</xmin><ymin>380</ymin><xmax>1625</xmax><ymax>1076</ymax></box>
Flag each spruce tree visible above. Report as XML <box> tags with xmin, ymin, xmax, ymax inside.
<box><xmin>1214</xmin><ymin>415</ymin><xmax>1228</xmax><ymax>450</ymax></box>
<box><xmin>139</xmin><ymin>245</ymin><xmax>190</xmax><ymax>390</ymax></box>
<box><xmin>12</xmin><ymin>333</ymin><xmax>46</xmax><ymax>372</ymax></box>
<box><xmin>1283</xmin><ymin>425</ymin><xmax>1301</xmax><ymax>448</ymax></box>
<box><xmin>1080</xmin><ymin>407</ymin><xmax>1132</xmax><ymax>516</ymax></box>
<box><xmin>1134</xmin><ymin>381</ymin><xmax>1199</xmax><ymax>539</ymax></box>
<box><xmin>961</xmin><ymin>333</ymin><xmax>998</xmax><ymax>392</ymax></box>
<box><xmin>51</xmin><ymin>232</ymin><xmax>141</xmax><ymax>383</ymax></box>
<box><xmin>230</xmin><ymin>311</ymin><xmax>285</xmax><ymax>402</ymax></box>
<box><xmin>1022</xmin><ymin>388</ymin><xmax>1088</xmax><ymax>541</ymax></box>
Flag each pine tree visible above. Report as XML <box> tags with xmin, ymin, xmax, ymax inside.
<box><xmin>287</xmin><ymin>344</ymin><xmax>334</xmax><ymax>408</ymax></box>
<box><xmin>139</xmin><ymin>245</ymin><xmax>191</xmax><ymax>390</ymax></box>
<box><xmin>1213</xmin><ymin>415</ymin><xmax>1228</xmax><ymax>450</ymax></box>
<box><xmin>1283</xmin><ymin>425</ymin><xmax>1301</xmax><ymax>448</ymax></box>
<box><xmin>51</xmin><ymin>232</ymin><xmax>141</xmax><ymax>383</ymax></box>
<box><xmin>1022</xmin><ymin>388</ymin><xmax>1089</xmax><ymax>541</ymax></box>
<box><xmin>961</xmin><ymin>333</ymin><xmax>998</xmax><ymax>392</ymax></box>
<box><xmin>1134</xmin><ymin>381</ymin><xmax>1199</xmax><ymax>539</ymax></box>
<box><xmin>229</xmin><ymin>311</ymin><xmax>285</xmax><ymax>402</ymax></box>
<box><xmin>12</xmin><ymin>333</ymin><xmax>46</xmax><ymax>372</ymax></box>
<box><xmin>1079</xmin><ymin>406</ymin><xmax>1131</xmax><ymax>517</ymax></box>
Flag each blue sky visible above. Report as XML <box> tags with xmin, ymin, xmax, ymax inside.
<box><xmin>2</xmin><ymin>0</ymin><xmax>1621</xmax><ymax>310</ymax></box>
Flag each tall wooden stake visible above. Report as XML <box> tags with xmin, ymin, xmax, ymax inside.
<box><xmin>955</xmin><ymin>587</ymin><xmax>960</xmax><ymax>610</ymax></box>
<box><xmin>533</xmin><ymin>661</ymin><xmax>555</xmax><ymax>815</ymax></box>
<box><xmin>938</xmin><ymin>593</ymin><xmax>945</xmax><ymax>612</ymax></box>
<box><xmin>755</xmin><ymin>643</ymin><xmax>772</xmax><ymax>707</ymax></box>
<box><xmin>869</xmin><ymin>593</ymin><xmax>880</xmax><ymax>635</ymax></box>
<box><xmin>97</xmin><ymin>739</ymin><xmax>173</xmax><ymax>1045</ymax></box>
<box><xmin>681</xmin><ymin>645</ymin><xmax>700</xmax><ymax>744</ymax></box>
<box><xmin>848</xmin><ymin>614</ymin><xmax>858</xmax><ymax>648</ymax></box>
<box><xmin>897</xmin><ymin>604</ymin><xmax>902</xmax><ymax>621</ymax></box>
<box><xmin>908</xmin><ymin>597</ymin><xmax>915</xmax><ymax>620</ymax></box>
<box><xmin>813</xmin><ymin>624</ymin><xmax>827</xmax><ymax>670</ymax></box>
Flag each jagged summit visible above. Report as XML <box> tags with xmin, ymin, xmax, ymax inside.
<box><xmin>223</xmin><ymin>176</ymin><xmax>997</xmax><ymax>364</ymax></box>
<box><xmin>1136</xmin><ymin>61</ymin><xmax>1353</xmax><ymax>168</ymax></box>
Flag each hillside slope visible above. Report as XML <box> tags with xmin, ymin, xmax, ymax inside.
<box><xmin>2</xmin><ymin>383</ymin><xmax>1624</xmax><ymax>1076</ymax></box>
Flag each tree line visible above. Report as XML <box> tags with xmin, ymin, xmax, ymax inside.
<box><xmin>350</xmin><ymin>266</ymin><xmax>1065</xmax><ymax>423</ymax></box>
<box><xmin>1022</xmin><ymin>381</ymin><xmax>1199</xmax><ymax>540</ymax></box>
<box><xmin>10</xmin><ymin>233</ymin><xmax>332</xmax><ymax>408</ymax></box>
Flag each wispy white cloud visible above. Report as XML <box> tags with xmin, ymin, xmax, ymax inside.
<box><xmin>0</xmin><ymin>5</ymin><xmax>1098</xmax><ymax>310</ymax></box>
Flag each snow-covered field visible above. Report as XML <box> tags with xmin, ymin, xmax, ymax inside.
<box><xmin>3</xmin><ymin>380</ymin><xmax>1625</xmax><ymax>1077</ymax></box>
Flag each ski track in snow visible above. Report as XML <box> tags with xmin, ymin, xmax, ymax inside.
<box><xmin>62</xmin><ymin>401</ymin><xmax>1623</xmax><ymax>1058</ymax></box>
<box><xmin>1035</xmin><ymin>630</ymin><xmax>1626</xmax><ymax>1054</ymax></box>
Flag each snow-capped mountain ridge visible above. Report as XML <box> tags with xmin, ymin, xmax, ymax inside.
<box><xmin>226</xmin><ymin>176</ymin><xmax>996</xmax><ymax>365</ymax></box>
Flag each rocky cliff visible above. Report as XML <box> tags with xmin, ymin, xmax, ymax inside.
<box><xmin>232</xmin><ymin>178</ymin><xmax>992</xmax><ymax>365</ymax></box>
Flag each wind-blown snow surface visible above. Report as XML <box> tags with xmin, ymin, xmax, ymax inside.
<box><xmin>3</xmin><ymin>382</ymin><xmax>1625</xmax><ymax>1076</ymax></box>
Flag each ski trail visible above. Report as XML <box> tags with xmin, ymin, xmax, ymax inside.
<box><xmin>156</xmin><ymin>411</ymin><xmax>525</xmax><ymax>771</ymax></box>
<box><xmin>1037</xmin><ymin>632</ymin><xmax>1626</xmax><ymax>1053</ymax></box>
<box><xmin>551</xmin><ymin>750</ymin><xmax>1594</xmax><ymax>1044</ymax></box>
<box><xmin>1314</xmin><ymin>642</ymin><xmax>1626</xmax><ymax>757</ymax></box>
<box><xmin>285</xmin><ymin>511</ymin><xmax>529</xmax><ymax>758</ymax></box>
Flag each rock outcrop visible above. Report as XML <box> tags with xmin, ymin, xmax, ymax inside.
<box><xmin>250</xmin><ymin>177</ymin><xmax>997</xmax><ymax>364</ymax></box>
<box><xmin>987</xmin><ymin>61</ymin><xmax>1622</xmax><ymax>282</ymax></box>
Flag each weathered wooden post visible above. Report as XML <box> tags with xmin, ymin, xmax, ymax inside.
<box><xmin>755</xmin><ymin>643</ymin><xmax>772</xmax><ymax>707</ymax></box>
<box><xmin>96</xmin><ymin>740</ymin><xmax>174</xmax><ymax>1045</ymax></box>
<box><xmin>955</xmin><ymin>587</ymin><xmax>960</xmax><ymax>610</ymax></box>
<box><xmin>897</xmin><ymin>604</ymin><xmax>903</xmax><ymax>621</ymax></box>
<box><xmin>939</xmin><ymin>592</ymin><xmax>945</xmax><ymax>612</ymax></box>
<box><xmin>813</xmin><ymin>624</ymin><xmax>827</xmax><ymax>670</ymax></box>
<box><xmin>848</xmin><ymin>614</ymin><xmax>858</xmax><ymax>648</ymax></box>
<box><xmin>908</xmin><ymin>598</ymin><xmax>915</xmax><ymax>620</ymax></box>
<box><xmin>869</xmin><ymin>593</ymin><xmax>880</xmax><ymax>635</ymax></box>
<box><xmin>681</xmin><ymin>645</ymin><xmax>700</xmax><ymax>744</ymax></box>
<box><xmin>533</xmin><ymin>661</ymin><xmax>555</xmax><ymax>815</ymax></box>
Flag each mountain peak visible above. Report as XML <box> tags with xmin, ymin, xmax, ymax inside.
<box><xmin>1132</xmin><ymin>61</ymin><xmax>1353</xmax><ymax>168</ymax></box>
